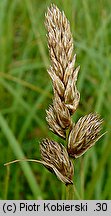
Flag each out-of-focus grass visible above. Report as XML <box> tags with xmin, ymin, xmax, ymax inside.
<box><xmin>0</xmin><ymin>0</ymin><xmax>111</xmax><ymax>199</ymax></box>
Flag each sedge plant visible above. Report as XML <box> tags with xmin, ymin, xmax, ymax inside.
<box><xmin>5</xmin><ymin>4</ymin><xmax>104</xmax><ymax>200</ymax></box>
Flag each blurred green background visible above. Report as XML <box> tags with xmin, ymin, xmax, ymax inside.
<box><xmin>0</xmin><ymin>0</ymin><xmax>111</xmax><ymax>200</ymax></box>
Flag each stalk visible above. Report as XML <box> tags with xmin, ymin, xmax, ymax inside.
<box><xmin>4</xmin><ymin>166</ymin><xmax>10</xmax><ymax>199</ymax></box>
<box><xmin>66</xmin><ymin>184</ymin><xmax>74</xmax><ymax>200</ymax></box>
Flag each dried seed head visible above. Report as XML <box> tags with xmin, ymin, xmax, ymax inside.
<box><xmin>45</xmin><ymin>4</ymin><xmax>80</xmax><ymax>114</ymax></box>
<box><xmin>40</xmin><ymin>138</ymin><xmax>74</xmax><ymax>184</ymax></box>
<box><xmin>45</xmin><ymin>4</ymin><xmax>74</xmax><ymax>80</ymax></box>
<box><xmin>45</xmin><ymin>4</ymin><xmax>80</xmax><ymax>138</ymax></box>
<box><xmin>68</xmin><ymin>113</ymin><xmax>103</xmax><ymax>158</ymax></box>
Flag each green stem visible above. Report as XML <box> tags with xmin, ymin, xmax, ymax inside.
<box><xmin>65</xmin><ymin>129</ymin><xmax>75</xmax><ymax>200</ymax></box>
<box><xmin>4</xmin><ymin>166</ymin><xmax>10</xmax><ymax>199</ymax></box>
<box><xmin>66</xmin><ymin>184</ymin><xmax>74</xmax><ymax>200</ymax></box>
<box><xmin>80</xmin><ymin>157</ymin><xmax>84</xmax><ymax>199</ymax></box>
<box><xmin>66</xmin><ymin>183</ymin><xmax>81</xmax><ymax>200</ymax></box>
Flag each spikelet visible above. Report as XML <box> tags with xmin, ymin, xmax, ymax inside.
<box><xmin>46</xmin><ymin>105</ymin><xmax>66</xmax><ymax>138</ymax></box>
<box><xmin>45</xmin><ymin>4</ymin><xmax>80</xmax><ymax>138</ymax></box>
<box><xmin>68</xmin><ymin>113</ymin><xmax>103</xmax><ymax>158</ymax></box>
<box><xmin>40</xmin><ymin>138</ymin><xmax>74</xmax><ymax>184</ymax></box>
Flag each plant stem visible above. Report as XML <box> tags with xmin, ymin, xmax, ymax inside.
<box><xmin>66</xmin><ymin>184</ymin><xmax>74</xmax><ymax>200</ymax></box>
<box><xmin>66</xmin><ymin>183</ymin><xmax>81</xmax><ymax>200</ymax></box>
<box><xmin>4</xmin><ymin>166</ymin><xmax>10</xmax><ymax>199</ymax></box>
<box><xmin>65</xmin><ymin>130</ymin><xmax>74</xmax><ymax>200</ymax></box>
<box><xmin>80</xmin><ymin>157</ymin><xmax>84</xmax><ymax>199</ymax></box>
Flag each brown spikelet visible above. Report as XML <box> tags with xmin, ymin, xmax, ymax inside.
<box><xmin>46</xmin><ymin>105</ymin><xmax>66</xmax><ymax>138</ymax></box>
<box><xmin>40</xmin><ymin>138</ymin><xmax>74</xmax><ymax>184</ymax></box>
<box><xmin>53</xmin><ymin>91</ymin><xmax>72</xmax><ymax>129</ymax></box>
<box><xmin>45</xmin><ymin>4</ymin><xmax>80</xmax><ymax>138</ymax></box>
<box><xmin>68</xmin><ymin>113</ymin><xmax>103</xmax><ymax>158</ymax></box>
